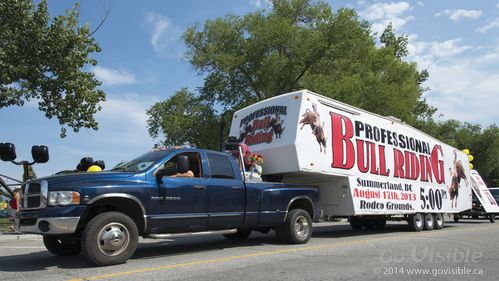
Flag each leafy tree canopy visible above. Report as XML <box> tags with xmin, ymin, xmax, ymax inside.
<box><xmin>0</xmin><ymin>0</ymin><xmax>105</xmax><ymax>137</ymax></box>
<box><xmin>148</xmin><ymin>0</ymin><xmax>434</xmax><ymax>150</ymax></box>
<box><xmin>147</xmin><ymin>89</ymin><xmax>219</xmax><ymax>149</ymax></box>
<box><xmin>421</xmin><ymin>120</ymin><xmax>499</xmax><ymax>187</ymax></box>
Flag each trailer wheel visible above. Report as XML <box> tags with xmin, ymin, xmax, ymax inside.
<box><xmin>490</xmin><ymin>215</ymin><xmax>496</xmax><ymax>223</ymax></box>
<box><xmin>43</xmin><ymin>236</ymin><xmax>81</xmax><ymax>256</ymax></box>
<box><xmin>423</xmin><ymin>213</ymin><xmax>434</xmax><ymax>230</ymax></box>
<box><xmin>280</xmin><ymin>209</ymin><xmax>312</xmax><ymax>244</ymax></box>
<box><xmin>224</xmin><ymin>228</ymin><xmax>251</xmax><ymax>240</ymax></box>
<box><xmin>433</xmin><ymin>213</ymin><xmax>444</xmax><ymax>229</ymax></box>
<box><xmin>408</xmin><ymin>213</ymin><xmax>424</xmax><ymax>231</ymax></box>
<box><xmin>453</xmin><ymin>215</ymin><xmax>459</xmax><ymax>223</ymax></box>
<box><xmin>82</xmin><ymin>211</ymin><xmax>138</xmax><ymax>266</ymax></box>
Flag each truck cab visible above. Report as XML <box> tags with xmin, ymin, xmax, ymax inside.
<box><xmin>16</xmin><ymin>146</ymin><xmax>320</xmax><ymax>266</ymax></box>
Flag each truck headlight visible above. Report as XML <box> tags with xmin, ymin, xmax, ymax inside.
<box><xmin>48</xmin><ymin>191</ymin><xmax>80</xmax><ymax>206</ymax></box>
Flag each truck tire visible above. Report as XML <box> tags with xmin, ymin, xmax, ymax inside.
<box><xmin>280</xmin><ymin>209</ymin><xmax>312</xmax><ymax>244</ymax></box>
<box><xmin>224</xmin><ymin>228</ymin><xmax>251</xmax><ymax>240</ymax></box>
<box><xmin>433</xmin><ymin>213</ymin><xmax>444</xmax><ymax>229</ymax></box>
<box><xmin>408</xmin><ymin>213</ymin><xmax>424</xmax><ymax>231</ymax></box>
<box><xmin>490</xmin><ymin>215</ymin><xmax>496</xmax><ymax>223</ymax></box>
<box><xmin>81</xmin><ymin>211</ymin><xmax>138</xmax><ymax>266</ymax></box>
<box><xmin>43</xmin><ymin>236</ymin><xmax>81</xmax><ymax>256</ymax></box>
<box><xmin>423</xmin><ymin>213</ymin><xmax>434</xmax><ymax>230</ymax></box>
<box><xmin>453</xmin><ymin>215</ymin><xmax>459</xmax><ymax>223</ymax></box>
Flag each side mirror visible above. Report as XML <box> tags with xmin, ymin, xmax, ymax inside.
<box><xmin>177</xmin><ymin>155</ymin><xmax>189</xmax><ymax>174</ymax></box>
<box><xmin>32</xmin><ymin>145</ymin><xmax>49</xmax><ymax>163</ymax></box>
<box><xmin>156</xmin><ymin>166</ymin><xmax>178</xmax><ymax>184</ymax></box>
<box><xmin>0</xmin><ymin>143</ymin><xmax>17</xmax><ymax>161</ymax></box>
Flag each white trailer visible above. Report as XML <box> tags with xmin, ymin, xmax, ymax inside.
<box><xmin>229</xmin><ymin>90</ymin><xmax>473</xmax><ymax>231</ymax></box>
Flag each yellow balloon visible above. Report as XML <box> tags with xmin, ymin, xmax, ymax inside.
<box><xmin>462</xmin><ymin>149</ymin><xmax>470</xmax><ymax>155</ymax></box>
<box><xmin>469</xmin><ymin>163</ymin><xmax>473</xmax><ymax>170</ymax></box>
<box><xmin>468</xmin><ymin>155</ymin><xmax>474</xmax><ymax>162</ymax></box>
<box><xmin>87</xmin><ymin>165</ymin><xmax>102</xmax><ymax>172</ymax></box>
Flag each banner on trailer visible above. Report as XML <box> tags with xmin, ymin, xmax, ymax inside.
<box><xmin>231</xmin><ymin>90</ymin><xmax>473</xmax><ymax>215</ymax></box>
<box><xmin>470</xmin><ymin>170</ymin><xmax>499</xmax><ymax>213</ymax></box>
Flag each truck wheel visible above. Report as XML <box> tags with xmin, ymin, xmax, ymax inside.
<box><xmin>490</xmin><ymin>215</ymin><xmax>496</xmax><ymax>223</ymax></box>
<box><xmin>43</xmin><ymin>236</ymin><xmax>81</xmax><ymax>256</ymax></box>
<box><xmin>453</xmin><ymin>215</ymin><xmax>459</xmax><ymax>223</ymax></box>
<box><xmin>408</xmin><ymin>213</ymin><xmax>424</xmax><ymax>231</ymax></box>
<box><xmin>423</xmin><ymin>213</ymin><xmax>434</xmax><ymax>230</ymax></box>
<box><xmin>224</xmin><ymin>228</ymin><xmax>251</xmax><ymax>240</ymax></box>
<box><xmin>281</xmin><ymin>209</ymin><xmax>312</xmax><ymax>244</ymax></box>
<box><xmin>433</xmin><ymin>213</ymin><xmax>444</xmax><ymax>229</ymax></box>
<box><xmin>81</xmin><ymin>211</ymin><xmax>138</xmax><ymax>266</ymax></box>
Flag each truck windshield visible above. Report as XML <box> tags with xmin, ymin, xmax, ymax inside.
<box><xmin>111</xmin><ymin>151</ymin><xmax>170</xmax><ymax>172</ymax></box>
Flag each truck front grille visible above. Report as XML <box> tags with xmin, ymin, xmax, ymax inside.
<box><xmin>21</xmin><ymin>181</ymin><xmax>47</xmax><ymax>210</ymax></box>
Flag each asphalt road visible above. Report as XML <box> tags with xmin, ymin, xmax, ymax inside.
<box><xmin>1</xmin><ymin>219</ymin><xmax>498</xmax><ymax>281</ymax></box>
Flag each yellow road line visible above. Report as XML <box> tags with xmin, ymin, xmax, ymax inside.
<box><xmin>69</xmin><ymin>224</ymin><xmax>499</xmax><ymax>281</ymax></box>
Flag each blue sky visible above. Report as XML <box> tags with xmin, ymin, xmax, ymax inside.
<box><xmin>1</xmin><ymin>0</ymin><xmax>499</xmax><ymax>182</ymax></box>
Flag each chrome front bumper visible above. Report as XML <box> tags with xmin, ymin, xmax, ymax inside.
<box><xmin>19</xmin><ymin>216</ymin><xmax>80</xmax><ymax>235</ymax></box>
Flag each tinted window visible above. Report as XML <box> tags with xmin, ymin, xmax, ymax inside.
<box><xmin>489</xmin><ymin>189</ymin><xmax>499</xmax><ymax>196</ymax></box>
<box><xmin>207</xmin><ymin>153</ymin><xmax>235</xmax><ymax>179</ymax></box>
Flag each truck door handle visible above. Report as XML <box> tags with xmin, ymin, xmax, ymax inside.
<box><xmin>231</xmin><ymin>186</ymin><xmax>241</xmax><ymax>190</ymax></box>
<box><xmin>193</xmin><ymin>185</ymin><xmax>206</xmax><ymax>190</ymax></box>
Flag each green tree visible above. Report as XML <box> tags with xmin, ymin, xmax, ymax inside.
<box><xmin>0</xmin><ymin>0</ymin><xmax>105</xmax><ymax>137</ymax></box>
<box><xmin>148</xmin><ymin>0</ymin><xmax>434</xmax><ymax>149</ymax></box>
<box><xmin>421</xmin><ymin>120</ymin><xmax>499</xmax><ymax>187</ymax></box>
<box><xmin>146</xmin><ymin>89</ymin><xmax>220</xmax><ymax>150</ymax></box>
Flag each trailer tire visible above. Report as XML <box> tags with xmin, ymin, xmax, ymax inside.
<box><xmin>82</xmin><ymin>211</ymin><xmax>138</xmax><ymax>266</ymax></box>
<box><xmin>490</xmin><ymin>215</ymin><xmax>496</xmax><ymax>223</ymax></box>
<box><xmin>408</xmin><ymin>213</ymin><xmax>424</xmax><ymax>231</ymax></box>
<box><xmin>43</xmin><ymin>236</ymin><xmax>81</xmax><ymax>256</ymax></box>
<box><xmin>224</xmin><ymin>228</ymin><xmax>251</xmax><ymax>240</ymax></box>
<box><xmin>453</xmin><ymin>215</ymin><xmax>459</xmax><ymax>223</ymax></box>
<box><xmin>433</xmin><ymin>213</ymin><xmax>444</xmax><ymax>229</ymax></box>
<box><xmin>280</xmin><ymin>209</ymin><xmax>312</xmax><ymax>244</ymax></box>
<box><xmin>423</xmin><ymin>213</ymin><xmax>434</xmax><ymax>230</ymax></box>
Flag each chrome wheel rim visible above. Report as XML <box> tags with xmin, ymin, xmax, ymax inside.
<box><xmin>435</xmin><ymin>214</ymin><xmax>443</xmax><ymax>226</ymax></box>
<box><xmin>96</xmin><ymin>222</ymin><xmax>130</xmax><ymax>257</ymax></box>
<box><xmin>426</xmin><ymin>215</ymin><xmax>434</xmax><ymax>228</ymax></box>
<box><xmin>294</xmin><ymin>215</ymin><xmax>310</xmax><ymax>239</ymax></box>
<box><xmin>415</xmin><ymin>214</ymin><xmax>423</xmax><ymax>228</ymax></box>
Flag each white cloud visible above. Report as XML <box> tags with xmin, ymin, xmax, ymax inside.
<box><xmin>145</xmin><ymin>12</ymin><xmax>171</xmax><ymax>53</ymax></box>
<box><xmin>407</xmin><ymin>36</ymin><xmax>498</xmax><ymax>126</ymax></box>
<box><xmin>442</xmin><ymin>9</ymin><xmax>482</xmax><ymax>21</ymax></box>
<box><xmin>423</xmin><ymin>59</ymin><xmax>499</xmax><ymax>126</ymax></box>
<box><xmin>429</xmin><ymin>39</ymin><xmax>473</xmax><ymax>57</ymax></box>
<box><xmin>358</xmin><ymin>2</ymin><xmax>413</xmax><ymax>35</ymax></box>
<box><xmin>477</xmin><ymin>18</ymin><xmax>499</xmax><ymax>33</ymax></box>
<box><xmin>416</xmin><ymin>1</ymin><xmax>424</xmax><ymax>7</ymax></box>
<box><xmin>91</xmin><ymin>66</ymin><xmax>136</xmax><ymax>86</ymax></box>
<box><xmin>252</xmin><ymin>0</ymin><xmax>271</xmax><ymax>8</ymax></box>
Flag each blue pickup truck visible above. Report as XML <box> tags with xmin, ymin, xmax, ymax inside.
<box><xmin>16</xmin><ymin>146</ymin><xmax>320</xmax><ymax>265</ymax></box>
